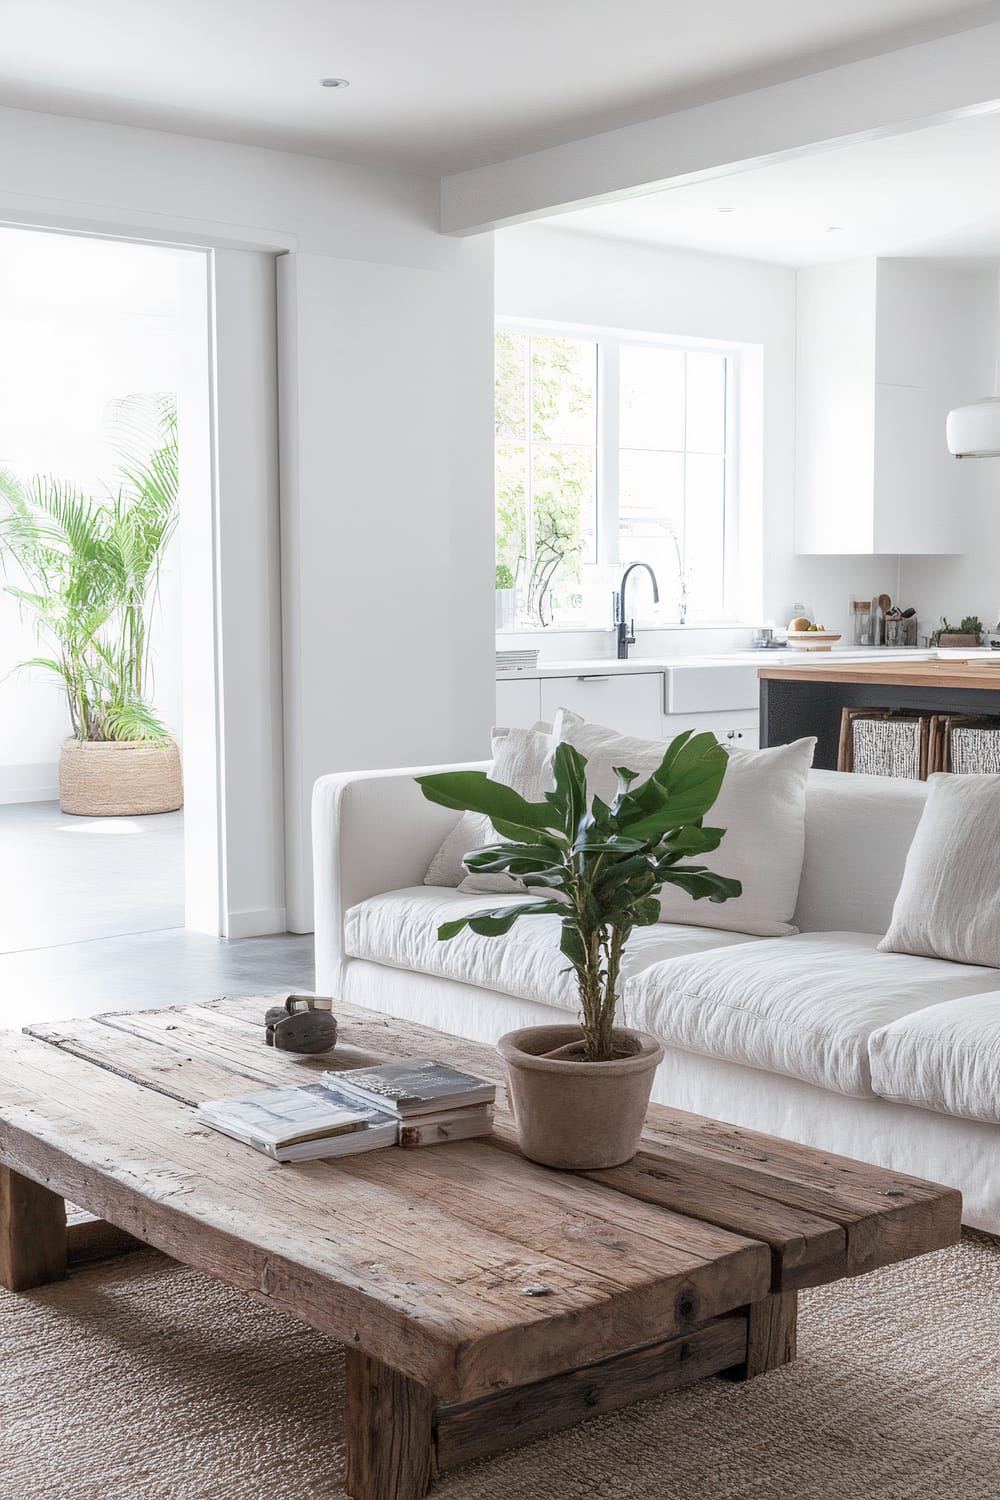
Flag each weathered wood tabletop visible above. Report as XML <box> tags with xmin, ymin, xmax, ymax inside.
<box><xmin>0</xmin><ymin>997</ymin><xmax>962</xmax><ymax>1500</ymax></box>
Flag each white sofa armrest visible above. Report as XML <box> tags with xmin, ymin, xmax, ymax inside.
<box><xmin>312</xmin><ymin>761</ymin><xmax>489</xmax><ymax>994</ymax></box>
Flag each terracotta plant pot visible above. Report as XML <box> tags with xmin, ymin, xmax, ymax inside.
<box><xmin>497</xmin><ymin>1024</ymin><xmax>664</xmax><ymax>1170</ymax></box>
<box><xmin>59</xmin><ymin>737</ymin><xmax>183</xmax><ymax>817</ymax></box>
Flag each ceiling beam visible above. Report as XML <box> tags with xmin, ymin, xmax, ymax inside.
<box><xmin>440</xmin><ymin>21</ymin><xmax>1000</xmax><ymax>235</ymax></box>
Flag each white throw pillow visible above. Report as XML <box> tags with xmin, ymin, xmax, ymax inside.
<box><xmin>551</xmin><ymin>709</ymin><xmax>816</xmax><ymax>937</ymax></box>
<box><xmin>878</xmin><ymin>773</ymin><xmax>1000</xmax><ymax>967</ymax></box>
<box><xmin>424</xmin><ymin>724</ymin><xmax>553</xmax><ymax>890</ymax></box>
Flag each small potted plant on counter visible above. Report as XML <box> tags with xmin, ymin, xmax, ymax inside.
<box><xmin>417</xmin><ymin>734</ymin><xmax>740</xmax><ymax>1169</ymax></box>
<box><xmin>933</xmin><ymin>616</ymin><xmax>983</xmax><ymax>649</ymax></box>
<box><xmin>495</xmin><ymin>562</ymin><xmax>516</xmax><ymax>631</ymax></box>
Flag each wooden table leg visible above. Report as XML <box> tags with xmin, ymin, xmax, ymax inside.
<box><xmin>0</xmin><ymin>1164</ymin><xmax>67</xmax><ymax>1292</ymax></box>
<box><xmin>726</xmin><ymin>1291</ymin><xmax>798</xmax><ymax>1380</ymax></box>
<box><xmin>344</xmin><ymin>1350</ymin><xmax>436</xmax><ymax>1500</ymax></box>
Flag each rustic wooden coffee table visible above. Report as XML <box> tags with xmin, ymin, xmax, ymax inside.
<box><xmin>0</xmin><ymin>997</ymin><xmax>961</xmax><ymax>1500</ymax></box>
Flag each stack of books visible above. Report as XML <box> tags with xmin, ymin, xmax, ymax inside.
<box><xmin>325</xmin><ymin>1060</ymin><xmax>496</xmax><ymax>1147</ymax></box>
<box><xmin>196</xmin><ymin>1060</ymin><xmax>496</xmax><ymax>1163</ymax></box>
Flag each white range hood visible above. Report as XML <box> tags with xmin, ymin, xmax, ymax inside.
<box><xmin>946</xmin><ymin>396</ymin><xmax>1000</xmax><ymax>458</ymax></box>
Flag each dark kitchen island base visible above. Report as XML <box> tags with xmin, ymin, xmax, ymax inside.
<box><xmin>759</xmin><ymin>659</ymin><xmax>1000</xmax><ymax>771</ymax></box>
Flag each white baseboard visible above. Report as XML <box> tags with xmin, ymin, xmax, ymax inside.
<box><xmin>0</xmin><ymin>763</ymin><xmax>59</xmax><ymax>804</ymax></box>
<box><xmin>225</xmin><ymin>907</ymin><xmax>288</xmax><ymax>939</ymax></box>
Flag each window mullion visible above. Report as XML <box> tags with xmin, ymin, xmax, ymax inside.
<box><xmin>597</xmin><ymin>338</ymin><xmax>620</xmax><ymax>568</ymax></box>
<box><xmin>524</xmin><ymin>337</ymin><xmax>535</xmax><ymax>564</ymax></box>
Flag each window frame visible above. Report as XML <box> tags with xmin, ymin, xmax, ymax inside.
<box><xmin>495</xmin><ymin>318</ymin><xmax>742</xmax><ymax>628</ymax></box>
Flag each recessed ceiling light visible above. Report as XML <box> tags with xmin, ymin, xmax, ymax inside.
<box><xmin>717</xmin><ymin>206</ymin><xmax>736</xmax><ymax>214</ymax></box>
<box><xmin>319</xmin><ymin>77</ymin><xmax>350</xmax><ymax>89</ymax></box>
<box><xmin>826</xmin><ymin>225</ymin><xmax>845</xmax><ymax>233</ymax></box>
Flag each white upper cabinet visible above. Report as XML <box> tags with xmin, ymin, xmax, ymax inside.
<box><xmin>795</xmin><ymin>259</ymin><xmax>994</xmax><ymax>555</ymax></box>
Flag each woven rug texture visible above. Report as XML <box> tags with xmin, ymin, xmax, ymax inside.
<box><xmin>2</xmin><ymin>1235</ymin><xmax>998</xmax><ymax>1500</ymax></box>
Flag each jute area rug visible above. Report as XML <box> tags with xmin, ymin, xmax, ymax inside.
<box><xmin>2</xmin><ymin>1235</ymin><xmax>998</xmax><ymax>1500</ymax></box>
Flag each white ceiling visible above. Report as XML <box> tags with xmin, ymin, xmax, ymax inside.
<box><xmin>552</xmin><ymin>111</ymin><xmax>1000</xmax><ymax>267</ymax></box>
<box><xmin>1</xmin><ymin>0</ymin><xmax>999</xmax><ymax>173</ymax></box>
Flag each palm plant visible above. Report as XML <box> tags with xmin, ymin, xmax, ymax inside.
<box><xmin>0</xmin><ymin>395</ymin><xmax>178</xmax><ymax>743</ymax></box>
<box><xmin>418</xmin><ymin>732</ymin><xmax>741</xmax><ymax>1062</ymax></box>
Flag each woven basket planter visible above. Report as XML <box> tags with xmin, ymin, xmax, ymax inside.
<box><xmin>59</xmin><ymin>737</ymin><xmax>183</xmax><ymax>817</ymax></box>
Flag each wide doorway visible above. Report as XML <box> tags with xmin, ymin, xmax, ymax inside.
<box><xmin>0</xmin><ymin>226</ymin><xmax>311</xmax><ymax>1018</ymax></box>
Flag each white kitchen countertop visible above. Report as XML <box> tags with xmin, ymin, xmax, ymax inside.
<box><xmin>496</xmin><ymin>647</ymin><xmax>949</xmax><ymax>681</ymax></box>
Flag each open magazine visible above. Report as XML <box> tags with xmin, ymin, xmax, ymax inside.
<box><xmin>196</xmin><ymin>1064</ymin><xmax>495</xmax><ymax>1163</ymax></box>
<box><xmin>195</xmin><ymin>1081</ymin><xmax>398</xmax><ymax>1162</ymax></box>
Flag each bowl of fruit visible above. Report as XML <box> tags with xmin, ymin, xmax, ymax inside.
<box><xmin>785</xmin><ymin>617</ymin><xmax>842</xmax><ymax>651</ymax></box>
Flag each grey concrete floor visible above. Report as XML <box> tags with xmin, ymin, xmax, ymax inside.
<box><xmin>0</xmin><ymin>801</ymin><xmax>314</xmax><ymax>1029</ymax></box>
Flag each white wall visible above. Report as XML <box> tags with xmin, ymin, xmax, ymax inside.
<box><xmin>495</xmin><ymin>224</ymin><xmax>895</xmax><ymax>639</ymax></box>
<box><xmin>0</xmin><ymin>104</ymin><xmax>496</xmax><ymax>931</ymax></box>
<box><xmin>0</xmin><ymin>229</ymin><xmax>187</xmax><ymax>803</ymax></box>
<box><xmin>899</xmin><ymin>267</ymin><xmax>1000</xmax><ymax>632</ymax></box>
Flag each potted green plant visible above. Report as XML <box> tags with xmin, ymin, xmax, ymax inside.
<box><xmin>932</xmin><ymin>615</ymin><xmax>983</xmax><ymax>649</ymax></box>
<box><xmin>417</xmin><ymin>732</ymin><xmax>740</xmax><ymax>1168</ymax></box>
<box><xmin>495</xmin><ymin>562</ymin><xmax>516</xmax><ymax>631</ymax></box>
<box><xmin>0</xmin><ymin>395</ymin><xmax>181</xmax><ymax>817</ymax></box>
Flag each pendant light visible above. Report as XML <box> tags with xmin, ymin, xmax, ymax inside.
<box><xmin>946</xmin><ymin>397</ymin><xmax>1000</xmax><ymax>458</ymax></box>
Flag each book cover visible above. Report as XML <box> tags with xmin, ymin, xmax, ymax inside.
<box><xmin>322</xmin><ymin>1060</ymin><xmax>496</xmax><ymax>1117</ymax></box>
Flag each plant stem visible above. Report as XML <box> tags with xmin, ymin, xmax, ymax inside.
<box><xmin>579</xmin><ymin>927</ymin><xmax>607</xmax><ymax>1060</ymax></box>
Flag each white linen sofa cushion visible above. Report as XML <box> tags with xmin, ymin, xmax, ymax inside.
<box><xmin>879</xmin><ymin>773</ymin><xmax>1000</xmax><ymax>967</ymax></box>
<box><xmin>869</xmin><ymin>991</ymin><xmax>1000</xmax><ymax>1123</ymax></box>
<box><xmin>552</xmin><ymin>709</ymin><xmax>816</xmax><ymax>937</ymax></box>
<box><xmin>624</xmin><ymin>930</ymin><xmax>1000</xmax><ymax>1098</ymax></box>
<box><xmin>793</xmin><ymin>771</ymin><xmax>928</xmax><ymax>935</ymax></box>
<box><xmin>345</xmin><ymin>887</ymin><xmax>763</xmax><ymax>1014</ymax></box>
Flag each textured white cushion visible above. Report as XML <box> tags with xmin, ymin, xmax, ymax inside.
<box><xmin>424</xmin><ymin>724</ymin><xmax>552</xmax><ymax>889</ymax></box>
<box><xmin>879</xmin><ymin>773</ymin><xmax>1000</xmax><ymax>967</ymax></box>
<box><xmin>552</xmin><ymin>709</ymin><xmax>815</xmax><ymax>937</ymax></box>
<box><xmin>869</xmin><ymin>991</ymin><xmax>1000</xmax><ymax>1123</ymax></box>
<box><xmin>793</xmin><ymin>771</ymin><xmax>928</xmax><ymax>935</ymax></box>
<box><xmin>625</xmin><ymin>930</ymin><xmax>1000</xmax><ymax>1098</ymax></box>
<box><xmin>345</xmin><ymin>887</ymin><xmax>763</xmax><ymax>1013</ymax></box>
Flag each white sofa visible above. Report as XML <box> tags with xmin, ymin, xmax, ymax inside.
<box><xmin>313</xmin><ymin>764</ymin><xmax>1000</xmax><ymax>1232</ymax></box>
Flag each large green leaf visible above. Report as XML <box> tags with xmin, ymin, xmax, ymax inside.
<box><xmin>416</xmin><ymin>770</ymin><xmax>560</xmax><ymax>841</ymax></box>
<box><xmin>615</xmin><ymin>733</ymin><xmax>729</xmax><ymax>839</ymax></box>
<box><xmin>463</xmin><ymin>842</ymin><xmax>561</xmax><ymax>873</ymax></box>
<box><xmin>573</xmin><ymin>834</ymin><xmax>648</xmax><ymax>854</ymax></box>
<box><xmin>631</xmin><ymin>896</ymin><xmax>661</xmax><ymax>926</ymax></box>
<box><xmin>559</xmin><ymin>920</ymin><xmax>589</xmax><ymax>971</ymax></box>
<box><xmin>437</xmin><ymin>899</ymin><xmax>565</xmax><ymax>941</ymax></box>
<box><xmin>660</xmin><ymin>868</ymin><xmax>743</xmax><ymax>903</ymax></box>
<box><xmin>543</xmin><ymin>741</ymin><xmax>588</xmax><ymax>839</ymax></box>
<box><xmin>490</xmin><ymin>815</ymin><xmax>566</xmax><ymax>849</ymax></box>
<box><xmin>653</xmin><ymin>824</ymin><xmax>726</xmax><ymax>860</ymax></box>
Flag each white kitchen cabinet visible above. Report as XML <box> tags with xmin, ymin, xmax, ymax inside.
<box><xmin>665</xmin><ymin>664</ymin><xmax>758</xmax><ymax>714</ymax></box>
<box><xmin>498</xmin><ymin>665</ymin><xmax>760</xmax><ymax>746</ymax></box>
<box><xmin>795</xmin><ymin>259</ymin><xmax>989</xmax><ymax>555</ymax></box>
<box><xmin>539</xmin><ymin>672</ymin><xmax>664</xmax><ymax>740</ymax></box>
<box><xmin>663</xmin><ymin>710</ymin><xmax>759</xmax><ymax>750</ymax></box>
<box><xmin>496</xmin><ymin>677</ymin><xmax>542</xmax><ymax>728</ymax></box>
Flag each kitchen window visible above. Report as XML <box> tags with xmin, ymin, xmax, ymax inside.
<box><xmin>495</xmin><ymin>325</ymin><xmax>736</xmax><ymax>630</ymax></box>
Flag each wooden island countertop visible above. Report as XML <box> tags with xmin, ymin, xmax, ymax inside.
<box><xmin>758</xmin><ymin>657</ymin><xmax>1000</xmax><ymax>691</ymax></box>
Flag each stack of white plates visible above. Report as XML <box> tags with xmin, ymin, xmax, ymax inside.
<box><xmin>495</xmin><ymin>649</ymin><xmax>540</xmax><ymax>672</ymax></box>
